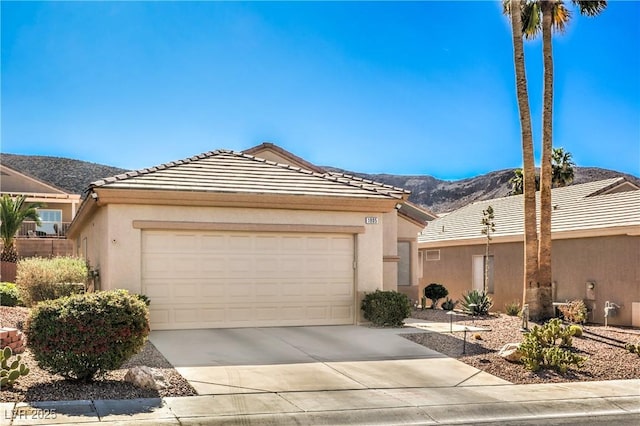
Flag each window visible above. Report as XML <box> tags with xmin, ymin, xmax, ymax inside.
<box><xmin>397</xmin><ymin>241</ymin><xmax>411</xmax><ymax>286</ymax></box>
<box><xmin>426</xmin><ymin>249</ymin><xmax>440</xmax><ymax>261</ymax></box>
<box><xmin>36</xmin><ymin>209</ymin><xmax>62</xmax><ymax>235</ymax></box>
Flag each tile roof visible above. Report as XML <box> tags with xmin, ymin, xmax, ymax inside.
<box><xmin>90</xmin><ymin>150</ymin><xmax>408</xmax><ymax>200</ymax></box>
<box><xmin>418</xmin><ymin>178</ymin><xmax>640</xmax><ymax>244</ymax></box>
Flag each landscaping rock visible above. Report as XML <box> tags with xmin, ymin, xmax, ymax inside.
<box><xmin>498</xmin><ymin>343</ymin><xmax>523</xmax><ymax>363</ymax></box>
<box><xmin>0</xmin><ymin>327</ymin><xmax>26</xmax><ymax>354</ymax></box>
<box><xmin>124</xmin><ymin>366</ymin><xmax>168</xmax><ymax>390</ymax></box>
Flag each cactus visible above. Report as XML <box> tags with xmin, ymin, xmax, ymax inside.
<box><xmin>519</xmin><ymin>318</ymin><xmax>585</xmax><ymax>373</ymax></box>
<box><xmin>0</xmin><ymin>346</ymin><xmax>30</xmax><ymax>388</ymax></box>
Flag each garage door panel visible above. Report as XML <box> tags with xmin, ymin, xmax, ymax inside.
<box><xmin>142</xmin><ymin>230</ymin><xmax>355</xmax><ymax>329</ymax></box>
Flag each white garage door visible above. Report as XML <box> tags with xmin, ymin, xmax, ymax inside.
<box><xmin>141</xmin><ymin>230</ymin><xmax>355</xmax><ymax>330</ymax></box>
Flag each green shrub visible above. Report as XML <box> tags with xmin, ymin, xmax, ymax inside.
<box><xmin>0</xmin><ymin>347</ymin><xmax>30</xmax><ymax>388</ymax></box>
<box><xmin>460</xmin><ymin>290</ymin><xmax>493</xmax><ymax>316</ymax></box>
<box><xmin>0</xmin><ymin>282</ymin><xmax>22</xmax><ymax>307</ymax></box>
<box><xmin>26</xmin><ymin>289</ymin><xmax>149</xmax><ymax>382</ymax></box>
<box><xmin>558</xmin><ymin>300</ymin><xmax>588</xmax><ymax>324</ymax></box>
<box><xmin>520</xmin><ymin>318</ymin><xmax>585</xmax><ymax>373</ymax></box>
<box><xmin>16</xmin><ymin>256</ymin><xmax>88</xmax><ymax>306</ymax></box>
<box><xmin>361</xmin><ymin>290</ymin><xmax>411</xmax><ymax>327</ymax></box>
<box><xmin>504</xmin><ymin>300</ymin><xmax>521</xmax><ymax>316</ymax></box>
<box><xmin>423</xmin><ymin>283</ymin><xmax>448</xmax><ymax>309</ymax></box>
<box><xmin>568</xmin><ymin>324</ymin><xmax>583</xmax><ymax>337</ymax></box>
<box><xmin>441</xmin><ymin>297</ymin><xmax>458</xmax><ymax>311</ymax></box>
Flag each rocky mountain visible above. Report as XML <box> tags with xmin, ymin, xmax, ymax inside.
<box><xmin>1</xmin><ymin>153</ymin><xmax>128</xmax><ymax>196</ymax></box>
<box><xmin>322</xmin><ymin>167</ymin><xmax>639</xmax><ymax>213</ymax></box>
<box><xmin>2</xmin><ymin>153</ymin><xmax>637</xmax><ymax>213</ymax></box>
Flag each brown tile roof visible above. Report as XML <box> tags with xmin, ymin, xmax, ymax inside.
<box><xmin>418</xmin><ymin>178</ymin><xmax>640</xmax><ymax>244</ymax></box>
<box><xmin>90</xmin><ymin>150</ymin><xmax>408</xmax><ymax>200</ymax></box>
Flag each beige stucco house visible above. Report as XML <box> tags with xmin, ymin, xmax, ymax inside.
<box><xmin>67</xmin><ymin>143</ymin><xmax>434</xmax><ymax>330</ymax></box>
<box><xmin>417</xmin><ymin>178</ymin><xmax>640</xmax><ymax>327</ymax></box>
<box><xmin>0</xmin><ymin>164</ymin><xmax>79</xmax><ymax>261</ymax></box>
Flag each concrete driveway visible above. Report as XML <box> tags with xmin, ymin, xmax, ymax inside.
<box><xmin>149</xmin><ymin>325</ymin><xmax>508</xmax><ymax>395</ymax></box>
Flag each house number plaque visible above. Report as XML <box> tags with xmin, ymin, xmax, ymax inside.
<box><xmin>365</xmin><ymin>217</ymin><xmax>379</xmax><ymax>224</ymax></box>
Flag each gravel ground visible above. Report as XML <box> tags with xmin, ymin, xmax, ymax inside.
<box><xmin>0</xmin><ymin>306</ymin><xmax>197</xmax><ymax>402</ymax></box>
<box><xmin>405</xmin><ymin>308</ymin><xmax>640</xmax><ymax>384</ymax></box>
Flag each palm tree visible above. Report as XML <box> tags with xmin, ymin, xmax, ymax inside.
<box><xmin>519</xmin><ymin>0</ymin><xmax>606</xmax><ymax>320</ymax></box>
<box><xmin>552</xmin><ymin>147</ymin><xmax>575</xmax><ymax>187</ymax></box>
<box><xmin>504</xmin><ymin>0</ymin><xmax>540</xmax><ymax>316</ymax></box>
<box><xmin>1</xmin><ymin>195</ymin><xmax>43</xmax><ymax>263</ymax></box>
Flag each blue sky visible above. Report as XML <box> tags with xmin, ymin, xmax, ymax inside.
<box><xmin>2</xmin><ymin>1</ymin><xmax>638</xmax><ymax>180</ymax></box>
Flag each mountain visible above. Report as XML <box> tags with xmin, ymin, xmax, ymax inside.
<box><xmin>2</xmin><ymin>153</ymin><xmax>637</xmax><ymax>213</ymax></box>
<box><xmin>323</xmin><ymin>167</ymin><xmax>640</xmax><ymax>213</ymax></box>
<box><xmin>1</xmin><ymin>153</ymin><xmax>128</xmax><ymax>196</ymax></box>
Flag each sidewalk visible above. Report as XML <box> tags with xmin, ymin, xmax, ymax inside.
<box><xmin>2</xmin><ymin>379</ymin><xmax>639</xmax><ymax>425</ymax></box>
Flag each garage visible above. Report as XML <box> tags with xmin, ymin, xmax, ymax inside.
<box><xmin>142</xmin><ymin>229</ymin><xmax>355</xmax><ymax>330</ymax></box>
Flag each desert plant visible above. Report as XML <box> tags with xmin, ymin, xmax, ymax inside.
<box><xmin>558</xmin><ymin>300</ymin><xmax>588</xmax><ymax>324</ymax></box>
<box><xmin>0</xmin><ymin>346</ymin><xmax>30</xmax><ymax>387</ymax></box>
<box><xmin>441</xmin><ymin>297</ymin><xmax>458</xmax><ymax>311</ymax></box>
<box><xmin>423</xmin><ymin>283</ymin><xmax>448</xmax><ymax>309</ymax></box>
<box><xmin>519</xmin><ymin>318</ymin><xmax>585</xmax><ymax>373</ymax></box>
<box><xmin>361</xmin><ymin>290</ymin><xmax>411</xmax><ymax>327</ymax></box>
<box><xmin>568</xmin><ymin>324</ymin><xmax>583</xmax><ymax>338</ymax></box>
<box><xmin>460</xmin><ymin>290</ymin><xmax>493</xmax><ymax>316</ymax></box>
<box><xmin>26</xmin><ymin>289</ymin><xmax>149</xmax><ymax>382</ymax></box>
<box><xmin>0</xmin><ymin>282</ymin><xmax>22</xmax><ymax>307</ymax></box>
<box><xmin>504</xmin><ymin>300</ymin><xmax>521</xmax><ymax>316</ymax></box>
<box><xmin>0</xmin><ymin>195</ymin><xmax>43</xmax><ymax>263</ymax></box>
<box><xmin>625</xmin><ymin>341</ymin><xmax>640</xmax><ymax>357</ymax></box>
<box><xmin>16</xmin><ymin>256</ymin><xmax>88</xmax><ymax>306</ymax></box>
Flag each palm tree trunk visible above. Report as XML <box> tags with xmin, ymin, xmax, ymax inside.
<box><xmin>537</xmin><ymin>0</ymin><xmax>555</xmax><ymax>320</ymax></box>
<box><xmin>510</xmin><ymin>0</ymin><xmax>539</xmax><ymax>313</ymax></box>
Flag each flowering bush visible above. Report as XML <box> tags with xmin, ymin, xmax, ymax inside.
<box><xmin>26</xmin><ymin>289</ymin><xmax>149</xmax><ymax>381</ymax></box>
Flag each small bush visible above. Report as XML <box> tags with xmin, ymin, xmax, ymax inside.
<box><xmin>625</xmin><ymin>341</ymin><xmax>640</xmax><ymax>357</ymax></box>
<box><xmin>558</xmin><ymin>300</ymin><xmax>588</xmax><ymax>324</ymax></box>
<box><xmin>568</xmin><ymin>324</ymin><xmax>583</xmax><ymax>337</ymax></box>
<box><xmin>361</xmin><ymin>290</ymin><xmax>411</xmax><ymax>327</ymax></box>
<box><xmin>460</xmin><ymin>290</ymin><xmax>493</xmax><ymax>316</ymax></box>
<box><xmin>441</xmin><ymin>297</ymin><xmax>458</xmax><ymax>311</ymax></box>
<box><xmin>423</xmin><ymin>283</ymin><xmax>448</xmax><ymax>309</ymax></box>
<box><xmin>16</xmin><ymin>256</ymin><xmax>88</xmax><ymax>306</ymax></box>
<box><xmin>26</xmin><ymin>289</ymin><xmax>149</xmax><ymax>382</ymax></box>
<box><xmin>0</xmin><ymin>282</ymin><xmax>22</xmax><ymax>307</ymax></box>
<box><xmin>519</xmin><ymin>318</ymin><xmax>585</xmax><ymax>373</ymax></box>
<box><xmin>505</xmin><ymin>300</ymin><xmax>521</xmax><ymax>316</ymax></box>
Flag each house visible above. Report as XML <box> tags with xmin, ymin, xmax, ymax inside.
<box><xmin>417</xmin><ymin>178</ymin><xmax>640</xmax><ymax>327</ymax></box>
<box><xmin>0</xmin><ymin>164</ymin><xmax>80</xmax><ymax>259</ymax></box>
<box><xmin>67</xmin><ymin>143</ymin><xmax>435</xmax><ymax>330</ymax></box>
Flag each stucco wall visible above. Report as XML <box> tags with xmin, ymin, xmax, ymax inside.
<box><xmin>77</xmin><ymin>203</ymin><xmax>388</xmax><ymax>324</ymax></box>
<box><xmin>396</xmin><ymin>217</ymin><xmax>423</xmax><ymax>303</ymax></box>
<box><xmin>420</xmin><ymin>235</ymin><xmax>640</xmax><ymax>326</ymax></box>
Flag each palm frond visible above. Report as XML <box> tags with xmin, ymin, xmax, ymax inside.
<box><xmin>572</xmin><ymin>0</ymin><xmax>607</xmax><ymax>17</ymax></box>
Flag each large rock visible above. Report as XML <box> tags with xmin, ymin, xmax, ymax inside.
<box><xmin>124</xmin><ymin>366</ymin><xmax>168</xmax><ymax>390</ymax></box>
<box><xmin>498</xmin><ymin>343</ymin><xmax>524</xmax><ymax>363</ymax></box>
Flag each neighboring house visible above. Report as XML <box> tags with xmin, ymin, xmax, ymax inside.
<box><xmin>0</xmin><ymin>164</ymin><xmax>80</xmax><ymax>258</ymax></box>
<box><xmin>417</xmin><ymin>178</ymin><xmax>640</xmax><ymax>327</ymax></box>
<box><xmin>67</xmin><ymin>143</ymin><xmax>435</xmax><ymax>330</ymax></box>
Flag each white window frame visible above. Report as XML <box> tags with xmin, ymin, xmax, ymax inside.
<box><xmin>425</xmin><ymin>249</ymin><xmax>440</xmax><ymax>261</ymax></box>
<box><xmin>36</xmin><ymin>209</ymin><xmax>62</xmax><ymax>235</ymax></box>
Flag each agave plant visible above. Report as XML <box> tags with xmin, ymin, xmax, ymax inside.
<box><xmin>460</xmin><ymin>290</ymin><xmax>493</xmax><ymax>316</ymax></box>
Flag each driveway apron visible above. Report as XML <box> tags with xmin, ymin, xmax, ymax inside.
<box><xmin>149</xmin><ymin>325</ymin><xmax>508</xmax><ymax>395</ymax></box>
